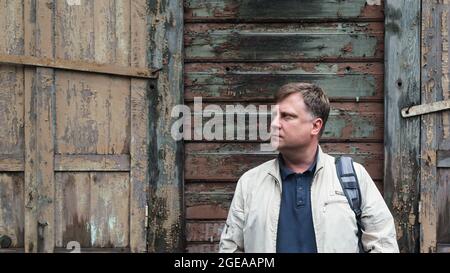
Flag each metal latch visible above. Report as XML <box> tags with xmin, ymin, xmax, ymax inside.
<box><xmin>401</xmin><ymin>100</ymin><xmax>450</xmax><ymax>118</ymax></box>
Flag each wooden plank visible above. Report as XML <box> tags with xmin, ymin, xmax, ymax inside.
<box><xmin>437</xmin><ymin>244</ymin><xmax>450</xmax><ymax>253</ymax></box>
<box><xmin>24</xmin><ymin>0</ymin><xmax>55</xmax><ymax>253</ymax></box>
<box><xmin>0</xmin><ymin>54</ymin><xmax>157</xmax><ymax>79</ymax></box>
<box><xmin>437</xmin><ymin>168</ymin><xmax>449</xmax><ymax>244</ymax></box>
<box><xmin>185</xmin><ymin>23</ymin><xmax>384</xmax><ymax>62</ymax></box>
<box><xmin>185</xmin><ymin>102</ymin><xmax>384</xmax><ymax>142</ymax></box>
<box><xmin>54</xmin><ymin>247</ymin><xmax>130</xmax><ymax>253</ymax></box>
<box><xmin>54</xmin><ymin>71</ymin><xmax>130</xmax><ymax>155</ymax></box>
<box><xmin>54</xmin><ymin>172</ymin><xmax>130</xmax><ymax>248</ymax></box>
<box><xmin>420</xmin><ymin>0</ymin><xmax>441</xmax><ymax>253</ymax></box>
<box><xmin>0</xmin><ymin>173</ymin><xmax>24</xmax><ymax>248</ymax></box>
<box><xmin>130</xmin><ymin>0</ymin><xmax>149</xmax><ymax>253</ymax></box>
<box><xmin>185</xmin><ymin>142</ymin><xmax>384</xmax><ymax>182</ymax></box>
<box><xmin>186</xmin><ymin>221</ymin><xmax>225</xmax><ymax>243</ymax></box>
<box><xmin>0</xmin><ymin>156</ymin><xmax>24</xmax><ymax>172</ymax></box>
<box><xmin>89</xmin><ymin>172</ymin><xmax>130</xmax><ymax>248</ymax></box>
<box><xmin>54</xmin><ymin>172</ymin><xmax>91</xmax><ymax>248</ymax></box>
<box><xmin>185</xmin><ymin>63</ymin><xmax>384</xmax><ymax>102</ymax></box>
<box><xmin>384</xmin><ymin>0</ymin><xmax>421</xmax><ymax>253</ymax></box>
<box><xmin>147</xmin><ymin>0</ymin><xmax>184</xmax><ymax>252</ymax></box>
<box><xmin>184</xmin><ymin>0</ymin><xmax>384</xmax><ymax>22</ymax></box>
<box><xmin>23</xmin><ymin>0</ymin><xmax>37</xmax><ymax>254</ymax></box>
<box><xmin>0</xmin><ymin>0</ymin><xmax>25</xmax><ymax>161</ymax></box>
<box><xmin>54</xmin><ymin>155</ymin><xmax>130</xmax><ymax>171</ymax></box>
<box><xmin>0</xmin><ymin>66</ymin><xmax>25</xmax><ymax>156</ymax></box>
<box><xmin>186</xmin><ymin>243</ymin><xmax>219</xmax><ymax>253</ymax></box>
<box><xmin>437</xmin><ymin>150</ymin><xmax>450</xmax><ymax>168</ymax></box>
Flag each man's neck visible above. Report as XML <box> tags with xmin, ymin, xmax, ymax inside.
<box><xmin>280</xmin><ymin>144</ymin><xmax>318</xmax><ymax>174</ymax></box>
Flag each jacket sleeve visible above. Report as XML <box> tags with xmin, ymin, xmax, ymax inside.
<box><xmin>219</xmin><ymin>177</ymin><xmax>245</xmax><ymax>253</ymax></box>
<box><xmin>356</xmin><ymin>164</ymin><xmax>400</xmax><ymax>253</ymax></box>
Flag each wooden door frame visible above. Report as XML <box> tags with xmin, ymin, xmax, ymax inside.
<box><xmin>384</xmin><ymin>0</ymin><xmax>421</xmax><ymax>253</ymax></box>
<box><xmin>147</xmin><ymin>0</ymin><xmax>185</xmax><ymax>252</ymax></box>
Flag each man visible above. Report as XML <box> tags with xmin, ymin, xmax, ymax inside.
<box><xmin>219</xmin><ymin>83</ymin><xmax>399</xmax><ymax>253</ymax></box>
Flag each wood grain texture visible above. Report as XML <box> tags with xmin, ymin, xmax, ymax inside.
<box><xmin>148</xmin><ymin>0</ymin><xmax>184</xmax><ymax>252</ymax></box>
<box><xmin>384</xmin><ymin>0</ymin><xmax>421</xmax><ymax>253</ymax></box>
<box><xmin>185</xmin><ymin>63</ymin><xmax>383</xmax><ymax>102</ymax></box>
<box><xmin>0</xmin><ymin>173</ymin><xmax>24</xmax><ymax>248</ymax></box>
<box><xmin>185</xmin><ymin>23</ymin><xmax>384</xmax><ymax>62</ymax></box>
<box><xmin>54</xmin><ymin>172</ymin><xmax>130</xmax><ymax>248</ymax></box>
<box><xmin>184</xmin><ymin>0</ymin><xmax>384</xmax><ymax>22</ymax></box>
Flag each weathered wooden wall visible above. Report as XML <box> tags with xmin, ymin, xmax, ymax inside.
<box><xmin>421</xmin><ymin>0</ymin><xmax>450</xmax><ymax>253</ymax></box>
<box><xmin>0</xmin><ymin>0</ymin><xmax>151</xmax><ymax>252</ymax></box>
<box><xmin>183</xmin><ymin>0</ymin><xmax>385</xmax><ymax>252</ymax></box>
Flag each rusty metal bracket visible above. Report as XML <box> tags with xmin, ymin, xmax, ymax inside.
<box><xmin>401</xmin><ymin>100</ymin><xmax>450</xmax><ymax>118</ymax></box>
<box><xmin>0</xmin><ymin>54</ymin><xmax>158</xmax><ymax>79</ymax></box>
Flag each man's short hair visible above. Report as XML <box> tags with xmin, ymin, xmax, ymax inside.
<box><xmin>275</xmin><ymin>82</ymin><xmax>330</xmax><ymax>137</ymax></box>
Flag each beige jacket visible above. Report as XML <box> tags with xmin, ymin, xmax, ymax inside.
<box><xmin>219</xmin><ymin>146</ymin><xmax>399</xmax><ymax>253</ymax></box>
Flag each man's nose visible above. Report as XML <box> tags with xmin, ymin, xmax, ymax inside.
<box><xmin>271</xmin><ymin>115</ymin><xmax>281</xmax><ymax>129</ymax></box>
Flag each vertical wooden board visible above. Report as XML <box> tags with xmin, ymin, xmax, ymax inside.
<box><xmin>0</xmin><ymin>67</ymin><xmax>24</xmax><ymax>156</ymax></box>
<box><xmin>94</xmin><ymin>0</ymin><xmax>117</xmax><ymax>64</ymax></box>
<box><xmin>115</xmin><ymin>0</ymin><xmax>131</xmax><ymax>66</ymax></box>
<box><xmin>55</xmin><ymin>72</ymin><xmax>130</xmax><ymax>154</ymax></box>
<box><xmin>437</xmin><ymin>168</ymin><xmax>450</xmax><ymax>243</ymax></box>
<box><xmin>89</xmin><ymin>172</ymin><xmax>130</xmax><ymax>248</ymax></box>
<box><xmin>420</xmin><ymin>0</ymin><xmax>441</xmax><ymax>253</ymax></box>
<box><xmin>24</xmin><ymin>0</ymin><xmax>56</xmax><ymax>253</ymax></box>
<box><xmin>55</xmin><ymin>0</ymin><xmax>95</xmax><ymax>61</ymax></box>
<box><xmin>130</xmin><ymin>80</ymin><xmax>149</xmax><ymax>252</ymax></box>
<box><xmin>0</xmin><ymin>0</ymin><xmax>25</xmax><ymax>55</ymax></box>
<box><xmin>148</xmin><ymin>0</ymin><xmax>184</xmax><ymax>252</ymax></box>
<box><xmin>384</xmin><ymin>0</ymin><xmax>421</xmax><ymax>253</ymax></box>
<box><xmin>54</xmin><ymin>172</ymin><xmax>91</xmax><ymax>248</ymax></box>
<box><xmin>0</xmin><ymin>173</ymin><xmax>24</xmax><ymax>247</ymax></box>
<box><xmin>23</xmin><ymin>0</ymin><xmax>37</xmax><ymax>253</ymax></box>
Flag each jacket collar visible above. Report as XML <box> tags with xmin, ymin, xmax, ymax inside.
<box><xmin>268</xmin><ymin>145</ymin><xmax>325</xmax><ymax>184</ymax></box>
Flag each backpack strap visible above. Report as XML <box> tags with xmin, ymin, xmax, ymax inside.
<box><xmin>335</xmin><ymin>156</ymin><xmax>367</xmax><ymax>253</ymax></box>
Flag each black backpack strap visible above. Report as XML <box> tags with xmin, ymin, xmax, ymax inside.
<box><xmin>335</xmin><ymin>156</ymin><xmax>367</xmax><ymax>253</ymax></box>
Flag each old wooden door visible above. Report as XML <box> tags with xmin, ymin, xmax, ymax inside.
<box><xmin>421</xmin><ymin>0</ymin><xmax>450</xmax><ymax>253</ymax></box>
<box><xmin>0</xmin><ymin>0</ymin><xmax>150</xmax><ymax>252</ymax></box>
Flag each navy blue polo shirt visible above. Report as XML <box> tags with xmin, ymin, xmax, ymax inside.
<box><xmin>276</xmin><ymin>149</ymin><xmax>318</xmax><ymax>253</ymax></box>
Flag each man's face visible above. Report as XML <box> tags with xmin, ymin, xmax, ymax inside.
<box><xmin>270</xmin><ymin>93</ymin><xmax>322</xmax><ymax>151</ymax></box>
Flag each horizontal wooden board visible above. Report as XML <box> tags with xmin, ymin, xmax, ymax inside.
<box><xmin>0</xmin><ymin>173</ymin><xmax>24</xmax><ymax>248</ymax></box>
<box><xmin>54</xmin><ymin>154</ymin><xmax>130</xmax><ymax>171</ymax></box>
<box><xmin>182</xmin><ymin>102</ymin><xmax>383</xmax><ymax>142</ymax></box>
<box><xmin>0</xmin><ymin>155</ymin><xmax>23</xmax><ymax>172</ymax></box>
<box><xmin>54</xmin><ymin>172</ymin><xmax>130</xmax><ymax>248</ymax></box>
<box><xmin>186</xmin><ymin>243</ymin><xmax>219</xmax><ymax>253</ymax></box>
<box><xmin>184</xmin><ymin>0</ymin><xmax>384</xmax><ymax>22</ymax></box>
<box><xmin>185</xmin><ymin>63</ymin><xmax>383</xmax><ymax>102</ymax></box>
<box><xmin>185</xmin><ymin>142</ymin><xmax>384</xmax><ymax>182</ymax></box>
<box><xmin>186</xmin><ymin>220</ymin><xmax>226</xmax><ymax>243</ymax></box>
<box><xmin>185</xmin><ymin>23</ymin><xmax>384</xmax><ymax>61</ymax></box>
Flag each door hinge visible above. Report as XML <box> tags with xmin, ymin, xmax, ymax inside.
<box><xmin>402</xmin><ymin>100</ymin><xmax>450</xmax><ymax>118</ymax></box>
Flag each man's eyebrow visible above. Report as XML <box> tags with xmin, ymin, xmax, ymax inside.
<box><xmin>279</xmin><ymin>111</ymin><xmax>297</xmax><ymax>117</ymax></box>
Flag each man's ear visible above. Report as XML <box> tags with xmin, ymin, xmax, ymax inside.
<box><xmin>311</xmin><ymin>118</ymin><xmax>323</xmax><ymax>136</ymax></box>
